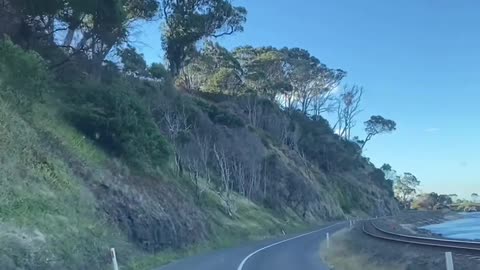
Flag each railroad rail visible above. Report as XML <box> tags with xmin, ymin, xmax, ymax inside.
<box><xmin>362</xmin><ymin>220</ymin><xmax>480</xmax><ymax>254</ymax></box>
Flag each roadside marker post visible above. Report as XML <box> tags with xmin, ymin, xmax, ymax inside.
<box><xmin>111</xmin><ymin>248</ymin><xmax>119</xmax><ymax>270</ymax></box>
<box><xmin>445</xmin><ymin>252</ymin><xmax>454</xmax><ymax>270</ymax></box>
<box><xmin>326</xmin><ymin>232</ymin><xmax>330</xmax><ymax>249</ymax></box>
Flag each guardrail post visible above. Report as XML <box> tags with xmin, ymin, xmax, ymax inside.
<box><xmin>445</xmin><ymin>252</ymin><xmax>454</xmax><ymax>270</ymax></box>
<box><xmin>326</xmin><ymin>232</ymin><xmax>330</xmax><ymax>248</ymax></box>
<box><xmin>111</xmin><ymin>248</ymin><xmax>119</xmax><ymax>270</ymax></box>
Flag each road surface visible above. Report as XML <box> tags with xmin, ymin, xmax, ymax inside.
<box><xmin>158</xmin><ymin>222</ymin><xmax>346</xmax><ymax>270</ymax></box>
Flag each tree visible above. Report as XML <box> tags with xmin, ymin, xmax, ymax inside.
<box><xmin>4</xmin><ymin>0</ymin><xmax>159</xmax><ymax>75</ymax></box>
<box><xmin>437</xmin><ymin>194</ymin><xmax>453</xmax><ymax>206</ymax></box>
<box><xmin>234</xmin><ymin>46</ymin><xmax>291</xmax><ymax>101</ymax></box>
<box><xmin>161</xmin><ymin>0</ymin><xmax>247</xmax><ymax>76</ymax></box>
<box><xmin>334</xmin><ymin>85</ymin><xmax>363</xmax><ymax>139</ymax></box>
<box><xmin>280</xmin><ymin>48</ymin><xmax>345</xmax><ymax>114</ymax></box>
<box><xmin>472</xmin><ymin>193</ymin><xmax>479</xmax><ymax>203</ymax></box>
<box><xmin>160</xmin><ymin>103</ymin><xmax>191</xmax><ymax>174</ymax></box>
<box><xmin>206</xmin><ymin>67</ymin><xmax>243</xmax><ymax>94</ymax></box>
<box><xmin>68</xmin><ymin>0</ymin><xmax>159</xmax><ymax>49</ymax></box>
<box><xmin>412</xmin><ymin>193</ymin><xmax>437</xmax><ymax>210</ymax></box>
<box><xmin>412</xmin><ymin>193</ymin><xmax>452</xmax><ymax>210</ymax></box>
<box><xmin>380</xmin><ymin>163</ymin><xmax>392</xmax><ymax>171</ymax></box>
<box><xmin>361</xmin><ymin>115</ymin><xmax>396</xmax><ymax>149</ymax></box>
<box><xmin>448</xmin><ymin>194</ymin><xmax>459</xmax><ymax>203</ymax></box>
<box><xmin>394</xmin><ymin>172</ymin><xmax>420</xmax><ymax>209</ymax></box>
<box><xmin>120</xmin><ymin>45</ymin><xmax>148</xmax><ymax>76</ymax></box>
<box><xmin>213</xmin><ymin>143</ymin><xmax>234</xmax><ymax>216</ymax></box>
<box><xmin>308</xmin><ymin>68</ymin><xmax>345</xmax><ymax>116</ymax></box>
<box><xmin>148</xmin><ymin>62</ymin><xmax>169</xmax><ymax>80</ymax></box>
<box><xmin>380</xmin><ymin>163</ymin><xmax>397</xmax><ymax>181</ymax></box>
<box><xmin>42</xmin><ymin>0</ymin><xmax>158</xmax><ymax>72</ymax></box>
<box><xmin>179</xmin><ymin>42</ymin><xmax>242</xmax><ymax>93</ymax></box>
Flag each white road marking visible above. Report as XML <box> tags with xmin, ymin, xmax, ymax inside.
<box><xmin>236</xmin><ymin>223</ymin><xmax>344</xmax><ymax>270</ymax></box>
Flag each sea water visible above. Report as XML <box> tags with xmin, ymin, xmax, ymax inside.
<box><xmin>421</xmin><ymin>212</ymin><xmax>480</xmax><ymax>241</ymax></box>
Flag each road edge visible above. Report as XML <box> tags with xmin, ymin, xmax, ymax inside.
<box><xmin>237</xmin><ymin>222</ymin><xmax>344</xmax><ymax>270</ymax></box>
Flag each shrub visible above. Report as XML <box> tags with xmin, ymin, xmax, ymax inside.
<box><xmin>65</xmin><ymin>79</ymin><xmax>171</xmax><ymax>170</ymax></box>
<box><xmin>0</xmin><ymin>38</ymin><xmax>50</xmax><ymax>109</ymax></box>
<box><xmin>194</xmin><ymin>99</ymin><xmax>244</xmax><ymax>128</ymax></box>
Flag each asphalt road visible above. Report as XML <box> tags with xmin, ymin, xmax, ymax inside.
<box><xmin>158</xmin><ymin>222</ymin><xmax>347</xmax><ymax>270</ymax></box>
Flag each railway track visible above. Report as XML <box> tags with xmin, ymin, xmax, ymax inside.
<box><xmin>362</xmin><ymin>220</ymin><xmax>480</xmax><ymax>256</ymax></box>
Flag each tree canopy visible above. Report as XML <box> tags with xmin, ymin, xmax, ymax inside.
<box><xmin>360</xmin><ymin>115</ymin><xmax>396</xmax><ymax>149</ymax></box>
<box><xmin>161</xmin><ymin>0</ymin><xmax>247</xmax><ymax>76</ymax></box>
<box><xmin>394</xmin><ymin>172</ymin><xmax>420</xmax><ymax>209</ymax></box>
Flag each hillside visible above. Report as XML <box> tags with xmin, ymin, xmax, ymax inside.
<box><xmin>0</xmin><ymin>1</ymin><xmax>400</xmax><ymax>268</ymax></box>
<box><xmin>0</xmin><ymin>38</ymin><xmax>397</xmax><ymax>270</ymax></box>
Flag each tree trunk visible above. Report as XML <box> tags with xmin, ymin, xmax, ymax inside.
<box><xmin>63</xmin><ymin>28</ymin><xmax>75</xmax><ymax>47</ymax></box>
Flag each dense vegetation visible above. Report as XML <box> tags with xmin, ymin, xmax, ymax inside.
<box><xmin>1</xmin><ymin>1</ymin><xmax>400</xmax><ymax>269</ymax></box>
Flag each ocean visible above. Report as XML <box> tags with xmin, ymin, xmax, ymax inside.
<box><xmin>421</xmin><ymin>212</ymin><xmax>480</xmax><ymax>241</ymax></box>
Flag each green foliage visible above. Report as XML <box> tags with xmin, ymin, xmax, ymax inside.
<box><xmin>120</xmin><ymin>45</ymin><xmax>148</xmax><ymax>76</ymax></box>
<box><xmin>369</xmin><ymin>169</ymin><xmax>394</xmax><ymax>196</ymax></box>
<box><xmin>33</xmin><ymin>103</ymin><xmax>109</xmax><ymax>166</ymax></box>
<box><xmin>394</xmin><ymin>172</ymin><xmax>420</xmax><ymax>209</ymax></box>
<box><xmin>182</xmin><ymin>43</ymin><xmax>345</xmax><ymax>117</ymax></box>
<box><xmin>178</xmin><ymin>42</ymin><xmax>243</xmax><ymax>93</ymax></box>
<box><xmin>10</xmin><ymin>0</ymin><xmax>65</xmax><ymax>16</ymax></box>
<box><xmin>161</xmin><ymin>0</ymin><xmax>247</xmax><ymax>76</ymax></box>
<box><xmin>124</xmin><ymin>0</ymin><xmax>160</xmax><ymax>20</ymax></box>
<box><xmin>291</xmin><ymin>111</ymin><xmax>358</xmax><ymax>171</ymax></box>
<box><xmin>149</xmin><ymin>62</ymin><xmax>170</xmax><ymax>80</ymax></box>
<box><xmin>206</xmin><ymin>67</ymin><xmax>243</xmax><ymax>94</ymax></box>
<box><xmin>65</xmin><ymin>79</ymin><xmax>171</xmax><ymax>170</ymax></box>
<box><xmin>0</xmin><ymin>39</ymin><xmax>50</xmax><ymax>109</ymax></box>
<box><xmin>362</xmin><ymin>115</ymin><xmax>396</xmax><ymax>149</ymax></box>
<box><xmin>412</xmin><ymin>192</ymin><xmax>452</xmax><ymax>210</ymax></box>
<box><xmin>281</xmin><ymin>47</ymin><xmax>346</xmax><ymax>113</ymax></box>
<box><xmin>0</xmin><ymin>98</ymin><xmax>134</xmax><ymax>270</ymax></box>
<box><xmin>194</xmin><ymin>99</ymin><xmax>244</xmax><ymax>128</ymax></box>
<box><xmin>234</xmin><ymin>46</ymin><xmax>291</xmax><ymax>100</ymax></box>
<box><xmin>335</xmin><ymin>182</ymin><xmax>361</xmax><ymax>214</ymax></box>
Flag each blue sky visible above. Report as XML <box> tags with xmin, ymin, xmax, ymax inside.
<box><xmin>134</xmin><ymin>0</ymin><xmax>480</xmax><ymax>198</ymax></box>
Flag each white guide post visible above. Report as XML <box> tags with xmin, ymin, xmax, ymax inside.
<box><xmin>326</xmin><ymin>232</ymin><xmax>330</xmax><ymax>249</ymax></box>
<box><xmin>111</xmin><ymin>248</ymin><xmax>119</xmax><ymax>270</ymax></box>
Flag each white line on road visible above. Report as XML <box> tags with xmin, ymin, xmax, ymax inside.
<box><xmin>237</xmin><ymin>223</ymin><xmax>343</xmax><ymax>270</ymax></box>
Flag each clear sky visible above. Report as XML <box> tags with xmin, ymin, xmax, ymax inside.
<box><xmin>135</xmin><ymin>0</ymin><xmax>480</xmax><ymax>198</ymax></box>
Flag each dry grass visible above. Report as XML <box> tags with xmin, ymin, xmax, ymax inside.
<box><xmin>320</xmin><ymin>229</ymin><xmax>406</xmax><ymax>270</ymax></box>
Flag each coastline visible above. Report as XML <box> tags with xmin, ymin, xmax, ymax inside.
<box><xmin>320</xmin><ymin>211</ymin><xmax>480</xmax><ymax>270</ymax></box>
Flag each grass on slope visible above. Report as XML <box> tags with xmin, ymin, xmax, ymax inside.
<box><xmin>32</xmin><ymin>103</ymin><xmax>109</xmax><ymax>167</ymax></box>
<box><xmin>0</xmin><ymin>97</ymin><xmax>135</xmax><ymax>270</ymax></box>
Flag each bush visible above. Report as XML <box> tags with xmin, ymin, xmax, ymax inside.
<box><xmin>65</xmin><ymin>79</ymin><xmax>171</xmax><ymax>170</ymax></box>
<box><xmin>0</xmin><ymin>38</ymin><xmax>50</xmax><ymax>109</ymax></box>
<box><xmin>194</xmin><ymin>99</ymin><xmax>244</xmax><ymax>128</ymax></box>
